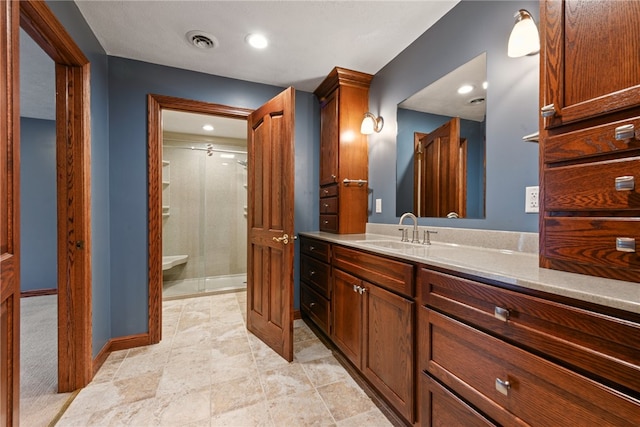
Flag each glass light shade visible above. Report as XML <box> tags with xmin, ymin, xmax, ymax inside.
<box><xmin>360</xmin><ymin>112</ymin><xmax>383</xmax><ymax>135</ymax></box>
<box><xmin>508</xmin><ymin>10</ymin><xmax>540</xmax><ymax>58</ymax></box>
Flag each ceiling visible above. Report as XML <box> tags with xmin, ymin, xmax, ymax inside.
<box><xmin>21</xmin><ymin>0</ymin><xmax>461</xmax><ymax>135</ymax></box>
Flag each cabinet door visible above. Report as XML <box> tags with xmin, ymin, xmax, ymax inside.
<box><xmin>541</xmin><ymin>0</ymin><xmax>640</xmax><ymax>127</ymax></box>
<box><xmin>319</xmin><ymin>89</ymin><xmax>339</xmax><ymax>186</ymax></box>
<box><xmin>331</xmin><ymin>268</ymin><xmax>362</xmax><ymax>367</ymax></box>
<box><xmin>363</xmin><ymin>283</ymin><xmax>415</xmax><ymax>423</ymax></box>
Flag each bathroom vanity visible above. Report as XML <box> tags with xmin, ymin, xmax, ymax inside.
<box><xmin>299</xmin><ymin>230</ymin><xmax>640</xmax><ymax>426</ymax></box>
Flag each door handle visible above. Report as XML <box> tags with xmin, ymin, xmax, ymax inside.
<box><xmin>272</xmin><ymin>234</ymin><xmax>289</xmax><ymax>245</ymax></box>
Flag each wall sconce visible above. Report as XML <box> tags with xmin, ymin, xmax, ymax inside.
<box><xmin>507</xmin><ymin>9</ymin><xmax>540</xmax><ymax>58</ymax></box>
<box><xmin>360</xmin><ymin>112</ymin><xmax>384</xmax><ymax>135</ymax></box>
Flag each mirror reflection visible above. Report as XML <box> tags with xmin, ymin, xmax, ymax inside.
<box><xmin>396</xmin><ymin>52</ymin><xmax>486</xmax><ymax>218</ymax></box>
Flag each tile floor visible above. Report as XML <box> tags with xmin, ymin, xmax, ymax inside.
<box><xmin>56</xmin><ymin>291</ymin><xmax>393</xmax><ymax>426</ymax></box>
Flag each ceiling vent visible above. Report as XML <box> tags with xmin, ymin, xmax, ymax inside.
<box><xmin>186</xmin><ymin>31</ymin><xmax>217</xmax><ymax>49</ymax></box>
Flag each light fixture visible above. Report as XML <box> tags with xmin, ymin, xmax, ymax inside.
<box><xmin>202</xmin><ymin>124</ymin><xmax>214</xmax><ymax>131</ymax></box>
<box><xmin>457</xmin><ymin>84</ymin><xmax>474</xmax><ymax>95</ymax></box>
<box><xmin>507</xmin><ymin>9</ymin><xmax>540</xmax><ymax>58</ymax></box>
<box><xmin>360</xmin><ymin>112</ymin><xmax>384</xmax><ymax>135</ymax></box>
<box><xmin>246</xmin><ymin>33</ymin><xmax>268</xmax><ymax>49</ymax></box>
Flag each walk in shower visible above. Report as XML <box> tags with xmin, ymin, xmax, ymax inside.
<box><xmin>161</xmin><ymin>121</ymin><xmax>247</xmax><ymax>299</ymax></box>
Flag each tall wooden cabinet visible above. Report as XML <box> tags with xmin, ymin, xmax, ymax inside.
<box><xmin>539</xmin><ymin>0</ymin><xmax>640</xmax><ymax>282</ymax></box>
<box><xmin>314</xmin><ymin>67</ymin><xmax>372</xmax><ymax>234</ymax></box>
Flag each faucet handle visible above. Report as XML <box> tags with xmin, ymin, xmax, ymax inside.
<box><xmin>399</xmin><ymin>228</ymin><xmax>409</xmax><ymax>242</ymax></box>
<box><xmin>423</xmin><ymin>230</ymin><xmax>438</xmax><ymax>245</ymax></box>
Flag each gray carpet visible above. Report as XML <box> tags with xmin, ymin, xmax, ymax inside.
<box><xmin>20</xmin><ymin>295</ymin><xmax>72</xmax><ymax>426</ymax></box>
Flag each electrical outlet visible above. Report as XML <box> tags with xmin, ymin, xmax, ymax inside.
<box><xmin>525</xmin><ymin>186</ymin><xmax>539</xmax><ymax>213</ymax></box>
<box><xmin>375</xmin><ymin>198</ymin><xmax>382</xmax><ymax>214</ymax></box>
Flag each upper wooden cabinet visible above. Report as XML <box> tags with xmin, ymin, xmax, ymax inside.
<box><xmin>315</xmin><ymin>67</ymin><xmax>372</xmax><ymax>234</ymax></box>
<box><xmin>541</xmin><ymin>0</ymin><xmax>640</xmax><ymax>128</ymax></box>
<box><xmin>539</xmin><ymin>0</ymin><xmax>640</xmax><ymax>282</ymax></box>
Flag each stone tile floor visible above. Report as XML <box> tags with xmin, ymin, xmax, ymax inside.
<box><xmin>56</xmin><ymin>291</ymin><xmax>393</xmax><ymax>426</ymax></box>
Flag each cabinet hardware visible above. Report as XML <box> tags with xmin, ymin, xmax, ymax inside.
<box><xmin>309</xmin><ymin>302</ymin><xmax>316</xmax><ymax>309</ymax></box>
<box><xmin>309</xmin><ymin>270</ymin><xmax>316</xmax><ymax>276</ymax></box>
<box><xmin>309</xmin><ymin>246</ymin><xmax>315</xmax><ymax>251</ymax></box>
<box><xmin>323</xmin><ymin>203</ymin><xmax>329</xmax><ymax>208</ymax></box>
<box><xmin>324</xmin><ymin>220</ymin><xmax>329</xmax><ymax>225</ymax></box>
<box><xmin>615</xmin><ymin>124</ymin><xmax>636</xmax><ymax>141</ymax></box>
<box><xmin>323</xmin><ymin>189</ymin><xmax>329</xmax><ymax>195</ymax></box>
<box><xmin>541</xmin><ymin>103</ymin><xmax>556</xmax><ymax>118</ymax></box>
<box><xmin>331</xmin><ymin>174</ymin><xmax>337</xmax><ymax>181</ymax></box>
<box><xmin>343</xmin><ymin>178</ymin><xmax>368</xmax><ymax>187</ymax></box>
<box><xmin>353</xmin><ymin>284</ymin><xmax>359</xmax><ymax>293</ymax></box>
<box><xmin>494</xmin><ymin>306</ymin><xmax>510</xmax><ymax>322</ymax></box>
<box><xmin>358</xmin><ymin>286</ymin><xmax>366</xmax><ymax>295</ymax></box>
<box><xmin>272</xmin><ymin>234</ymin><xmax>289</xmax><ymax>245</ymax></box>
<box><xmin>615</xmin><ymin>176</ymin><xmax>635</xmax><ymax>191</ymax></box>
<box><xmin>75</xmin><ymin>240</ymin><xmax>84</xmax><ymax>250</ymax></box>
<box><xmin>616</xmin><ymin>237</ymin><xmax>636</xmax><ymax>253</ymax></box>
<box><xmin>495</xmin><ymin>378</ymin><xmax>511</xmax><ymax>396</ymax></box>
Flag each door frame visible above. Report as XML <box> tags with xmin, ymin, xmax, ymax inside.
<box><xmin>11</xmin><ymin>0</ymin><xmax>93</xmax><ymax>394</ymax></box>
<box><xmin>147</xmin><ymin>94</ymin><xmax>253</xmax><ymax>341</ymax></box>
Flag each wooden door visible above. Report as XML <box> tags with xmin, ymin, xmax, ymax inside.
<box><xmin>418</xmin><ymin>117</ymin><xmax>463</xmax><ymax>217</ymax></box>
<box><xmin>1</xmin><ymin>1</ymin><xmax>20</xmax><ymax>424</ymax></box>
<box><xmin>331</xmin><ymin>269</ymin><xmax>362</xmax><ymax>368</ymax></box>
<box><xmin>246</xmin><ymin>87</ymin><xmax>295</xmax><ymax>361</ymax></box>
<box><xmin>541</xmin><ymin>0</ymin><xmax>640</xmax><ymax>128</ymax></box>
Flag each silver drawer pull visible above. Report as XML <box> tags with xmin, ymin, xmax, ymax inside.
<box><xmin>309</xmin><ymin>246</ymin><xmax>315</xmax><ymax>251</ymax></box>
<box><xmin>495</xmin><ymin>378</ymin><xmax>511</xmax><ymax>396</ymax></box>
<box><xmin>541</xmin><ymin>103</ymin><xmax>556</xmax><ymax>118</ymax></box>
<box><xmin>309</xmin><ymin>271</ymin><xmax>316</xmax><ymax>276</ymax></box>
<box><xmin>323</xmin><ymin>203</ymin><xmax>329</xmax><ymax>208</ymax></box>
<box><xmin>616</xmin><ymin>238</ymin><xmax>636</xmax><ymax>253</ymax></box>
<box><xmin>615</xmin><ymin>124</ymin><xmax>635</xmax><ymax>141</ymax></box>
<box><xmin>353</xmin><ymin>284</ymin><xmax>358</xmax><ymax>293</ymax></box>
<box><xmin>615</xmin><ymin>176</ymin><xmax>635</xmax><ymax>191</ymax></box>
<box><xmin>309</xmin><ymin>302</ymin><xmax>316</xmax><ymax>309</ymax></box>
<box><xmin>494</xmin><ymin>306</ymin><xmax>510</xmax><ymax>322</ymax></box>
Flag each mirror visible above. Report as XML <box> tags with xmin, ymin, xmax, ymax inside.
<box><xmin>396</xmin><ymin>52</ymin><xmax>486</xmax><ymax>218</ymax></box>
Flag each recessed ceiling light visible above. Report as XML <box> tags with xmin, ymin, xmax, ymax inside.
<box><xmin>246</xmin><ymin>33</ymin><xmax>268</xmax><ymax>49</ymax></box>
<box><xmin>186</xmin><ymin>30</ymin><xmax>217</xmax><ymax>50</ymax></box>
<box><xmin>202</xmin><ymin>124</ymin><xmax>214</xmax><ymax>131</ymax></box>
<box><xmin>482</xmin><ymin>81</ymin><xmax>488</xmax><ymax>90</ymax></box>
<box><xmin>457</xmin><ymin>84</ymin><xmax>474</xmax><ymax>95</ymax></box>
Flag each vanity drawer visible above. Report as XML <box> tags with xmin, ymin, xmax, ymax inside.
<box><xmin>300</xmin><ymin>254</ymin><xmax>330</xmax><ymax>298</ymax></box>
<box><xmin>420</xmin><ymin>269</ymin><xmax>640</xmax><ymax>392</ymax></box>
<box><xmin>301</xmin><ymin>283</ymin><xmax>330</xmax><ymax>335</ymax></box>
<box><xmin>544</xmin><ymin>157</ymin><xmax>640</xmax><ymax>211</ymax></box>
<box><xmin>319</xmin><ymin>215</ymin><xmax>338</xmax><ymax>232</ymax></box>
<box><xmin>320</xmin><ymin>197</ymin><xmax>338</xmax><ymax>214</ymax></box>
<box><xmin>542</xmin><ymin>217</ymin><xmax>640</xmax><ymax>274</ymax></box>
<box><xmin>333</xmin><ymin>245</ymin><xmax>413</xmax><ymax>297</ymax></box>
<box><xmin>544</xmin><ymin>115</ymin><xmax>640</xmax><ymax>164</ymax></box>
<box><xmin>320</xmin><ymin>184</ymin><xmax>338</xmax><ymax>198</ymax></box>
<box><xmin>420</xmin><ymin>372</ymin><xmax>495</xmax><ymax>427</ymax></box>
<box><xmin>426</xmin><ymin>310</ymin><xmax>640</xmax><ymax>426</ymax></box>
<box><xmin>300</xmin><ymin>237</ymin><xmax>331</xmax><ymax>263</ymax></box>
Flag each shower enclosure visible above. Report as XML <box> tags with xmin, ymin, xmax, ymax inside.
<box><xmin>161</xmin><ymin>137</ymin><xmax>247</xmax><ymax>299</ymax></box>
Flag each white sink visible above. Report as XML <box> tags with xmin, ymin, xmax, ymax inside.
<box><xmin>356</xmin><ymin>239</ymin><xmax>455</xmax><ymax>258</ymax></box>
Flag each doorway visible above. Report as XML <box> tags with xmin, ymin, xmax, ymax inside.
<box><xmin>161</xmin><ymin>110</ymin><xmax>248</xmax><ymax>299</ymax></box>
<box><xmin>147</xmin><ymin>94</ymin><xmax>253</xmax><ymax>342</ymax></box>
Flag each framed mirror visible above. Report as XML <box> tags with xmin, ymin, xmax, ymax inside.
<box><xmin>396</xmin><ymin>52</ymin><xmax>486</xmax><ymax>218</ymax></box>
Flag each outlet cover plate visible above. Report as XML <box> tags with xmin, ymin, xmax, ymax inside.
<box><xmin>525</xmin><ymin>186</ymin><xmax>539</xmax><ymax>213</ymax></box>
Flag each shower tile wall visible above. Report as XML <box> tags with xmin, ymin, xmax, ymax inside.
<box><xmin>162</xmin><ymin>141</ymin><xmax>247</xmax><ymax>283</ymax></box>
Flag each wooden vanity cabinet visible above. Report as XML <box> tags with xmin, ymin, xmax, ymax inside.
<box><xmin>330</xmin><ymin>246</ymin><xmax>416</xmax><ymax>423</ymax></box>
<box><xmin>417</xmin><ymin>268</ymin><xmax>640</xmax><ymax>426</ymax></box>
<box><xmin>314</xmin><ymin>67</ymin><xmax>372</xmax><ymax>234</ymax></box>
<box><xmin>299</xmin><ymin>237</ymin><xmax>332</xmax><ymax>335</ymax></box>
<box><xmin>539</xmin><ymin>0</ymin><xmax>640</xmax><ymax>282</ymax></box>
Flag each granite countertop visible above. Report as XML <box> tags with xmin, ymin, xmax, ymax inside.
<box><xmin>299</xmin><ymin>230</ymin><xmax>640</xmax><ymax>315</ymax></box>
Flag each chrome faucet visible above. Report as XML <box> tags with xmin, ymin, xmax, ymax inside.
<box><xmin>398</xmin><ymin>212</ymin><xmax>419</xmax><ymax>243</ymax></box>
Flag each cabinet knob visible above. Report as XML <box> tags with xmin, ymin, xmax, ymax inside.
<box><xmin>541</xmin><ymin>103</ymin><xmax>556</xmax><ymax>118</ymax></box>
<box><xmin>323</xmin><ymin>203</ymin><xmax>329</xmax><ymax>208</ymax></box>
<box><xmin>309</xmin><ymin>302</ymin><xmax>316</xmax><ymax>309</ymax></box>
<box><xmin>309</xmin><ymin>246</ymin><xmax>315</xmax><ymax>251</ymax></box>
<box><xmin>615</xmin><ymin>124</ymin><xmax>636</xmax><ymax>141</ymax></box>
<box><xmin>615</xmin><ymin>176</ymin><xmax>635</xmax><ymax>191</ymax></box>
<box><xmin>495</xmin><ymin>378</ymin><xmax>511</xmax><ymax>396</ymax></box>
<box><xmin>353</xmin><ymin>284</ymin><xmax>359</xmax><ymax>293</ymax></box>
<box><xmin>324</xmin><ymin>220</ymin><xmax>329</xmax><ymax>225</ymax></box>
<box><xmin>494</xmin><ymin>306</ymin><xmax>510</xmax><ymax>322</ymax></box>
<box><xmin>616</xmin><ymin>237</ymin><xmax>636</xmax><ymax>253</ymax></box>
<box><xmin>323</xmin><ymin>189</ymin><xmax>329</xmax><ymax>195</ymax></box>
<box><xmin>358</xmin><ymin>286</ymin><xmax>366</xmax><ymax>295</ymax></box>
<box><xmin>309</xmin><ymin>270</ymin><xmax>316</xmax><ymax>276</ymax></box>
<box><xmin>331</xmin><ymin>174</ymin><xmax>337</xmax><ymax>181</ymax></box>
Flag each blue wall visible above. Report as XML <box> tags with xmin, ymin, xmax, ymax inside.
<box><xmin>368</xmin><ymin>0</ymin><xmax>540</xmax><ymax>232</ymax></box>
<box><xmin>108</xmin><ymin>57</ymin><xmax>318</xmax><ymax>337</ymax></box>
<box><xmin>20</xmin><ymin>118</ymin><xmax>57</xmax><ymax>292</ymax></box>
<box><xmin>47</xmin><ymin>0</ymin><xmax>111</xmax><ymax>357</ymax></box>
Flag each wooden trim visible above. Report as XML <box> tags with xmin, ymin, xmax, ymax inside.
<box><xmin>20</xmin><ymin>0</ymin><xmax>93</xmax><ymax>393</ymax></box>
<box><xmin>147</xmin><ymin>94</ymin><xmax>253</xmax><ymax>345</ymax></box>
<box><xmin>92</xmin><ymin>333</ymin><xmax>151</xmax><ymax>376</ymax></box>
<box><xmin>20</xmin><ymin>288</ymin><xmax>57</xmax><ymax>298</ymax></box>
<box><xmin>294</xmin><ymin>309</ymin><xmax>301</xmax><ymax>320</ymax></box>
<box><xmin>314</xmin><ymin>67</ymin><xmax>373</xmax><ymax>100</ymax></box>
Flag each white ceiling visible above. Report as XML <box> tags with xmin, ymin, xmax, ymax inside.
<box><xmin>21</xmin><ymin>1</ymin><xmax>462</xmax><ymax>132</ymax></box>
